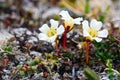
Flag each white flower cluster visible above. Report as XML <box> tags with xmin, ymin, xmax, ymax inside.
<box><xmin>38</xmin><ymin>10</ymin><xmax>108</xmax><ymax>44</ymax></box>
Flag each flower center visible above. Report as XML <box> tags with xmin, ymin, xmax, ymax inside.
<box><xmin>64</xmin><ymin>18</ymin><xmax>74</xmax><ymax>31</ymax></box>
<box><xmin>47</xmin><ymin>27</ymin><xmax>57</xmax><ymax>37</ymax></box>
<box><xmin>88</xmin><ymin>28</ymin><xmax>98</xmax><ymax>37</ymax></box>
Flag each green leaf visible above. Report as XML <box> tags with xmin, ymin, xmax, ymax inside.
<box><xmin>63</xmin><ymin>52</ymin><xmax>73</xmax><ymax>59</ymax></box>
<box><xmin>84</xmin><ymin>67</ymin><xmax>100</xmax><ymax>80</ymax></box>
<box><xmin>94</xmin><ymin>41</ymin><xmax>112</xmax><ymax>62</ymax></box>
<box><xmin>79</xmin><ymin>37</ymin><xmax>83</xmax><ymax>42</ymax></box>
<box><xmin>1</xmin><ymin>45</ymin><xmax>6</xmax><ymax>50</ymax></box>
<box><xmin>2</xmin><ymin>45</ymin><xmax>13</xmax><ymax>54</ymax></box>
<box><xmin>105</xmin><ymin>5</ymin><xmax>111</xmax><ymax>12</ymax></box>
<box><xmin>27</xmin><ymin>60</ymin><xmax>37</xmax><ymax>66</ymax></box>
<box><xmin>109</xmin><ymin>36</ymin><xmax>115</xmax><ymax>42</ymax></box>
<box><xmin>85</xmin><ymin>0</ymin><xmax>90</xmax><ymax>13</ymax></box>
<box><xmin>20</xmin><ymin>71</ymin><xmax>28</xmax><ymax>76</ymax></box>
<box><xmin>6</xmin><ymin>46</ymin><xmax>12</xmax><ymax>53</ymax></box>
<box><xmin>106</xmin><ymin>59</ymin><xmax>112</xmax><ymax>69</ymax></box>
<box><xmin>109</xmin><ymin>71</ymin><xmax>114</xmax><ymax>80</ymax></box>
<box><xmin>99</xmin><ymin>15</ymin><xmax>105</xmax><ymax>22</ymax></box>
<box><xmin>68</xmin><ymin>0</ymin><xmax>76</xmax><ymax>3</ymax></box>
<box><xmin>0</xmin><ymin>52</ymin><xmax>3</xmax><ymax>57</ymax></box>
<box><xmin>96</xmin><ymin>51</ymin><xmax>106</xmax><ymax>62</ymax></box>
<box><xmin>53</xmin><ymin>15</ymin><xmax>59</xmax><ymax>20</ymax></box>
<box><xmin>106</xmin><ymin>59</ymin><xmax>114</xmax><ymax>80</ymax></box>
<box><xmin>118</xmin><ymin>75</ymin><xmax>120</xmax><ymax>80</ymax></box>
<box><xmin>17</xmin><ymin>64</ymin><xmax>23</xmax><ymax>69</ymax></box>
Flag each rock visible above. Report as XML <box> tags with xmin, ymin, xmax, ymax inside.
<box><xmin>52</xmin><ymin>73</ymin><xmax>60</xmax><ymax>80</ymax></box>
<box><xmin>28</xmin><ymin>36</ymin><xmax>38</xmax><ymax>43</ymax></box>
<box><xmin>33</xmin><ymin>41</ymin><xmax>54</xmax><ymax>53</ymax></box>
<box><xmin>3</xmin><ymin>69</ymin><xmax>11</xmax><ymax>74</ymax></box>
<box><xmin>0</xmin><ymin>29</ymin><xmax>14</xmax><ymax>46</ymax></box>
<box><xmin>30</xmin><ymin>51</ymin><xmax>42</xmax><ymax>57</ymax></box>
<box><xmin>42</xmin><ymin>7</ymin><xmax>61</xmax><ymax>19</ymax></box>
<box><xmin>11</xmin><ymin>28</ymin><xmax>32</xmax><ymax>37</ymax></box>
<box><xmin>15</xmin><ymin>54</ymin><xmax>27</xmax><ymax>62</ymax></box>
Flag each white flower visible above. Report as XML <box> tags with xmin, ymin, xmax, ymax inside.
<box><xmin>82</xmin><ymin>19</ymin><xmax>108</xmax><ymax>42</ymax></box>
<box><xmin>59</xmin><ymin>10</ymin><xmax>83</xmax><ymax>31</ymax></box>
<box><xmin>38</xmin><ymin>19</ymin><xmax>65</xmax><ymax>43</ymax></box>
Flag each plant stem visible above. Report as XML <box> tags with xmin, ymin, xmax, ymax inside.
<box><xmin>85</xmin><ymin>41</ymin><xmax>89</xmax><ymax>64</ymax></box>
<box><xmin>63</xmin><ymin>31</ymin><xmax>67</xmax><ymax>50</ymax></box>
<box><xmin>55</xmin><ymin>36</ymin><xmax>58</xmax><ymax>55</ymax></box>
<box><xmin>106</xmin><ymin>68</ymin><xmax>120</xmax><ymax>76</ymax></box>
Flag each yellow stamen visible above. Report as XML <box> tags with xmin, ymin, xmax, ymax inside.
<box><xmin>86</xmin><ymin>28</ymin><xmax>98</xmax><ymax>41</ymax></box>
<box><xmin>47</xmin><ymin>27</ymin><xmax>57</xmax><ymax>37</ymax></box>
<box><xmin>64</xmin><ymin>18</ymin><xmax>74</xmax><ymax>31</ymax></box>
<box><xmin>88</xmin><ymin>28</ymin><xmax>98</xmax><ymax>37</ymax></box>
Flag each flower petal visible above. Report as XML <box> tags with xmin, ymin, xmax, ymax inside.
<box><xmin>59</xmin><ymin>10</ymin><xmax>72</xmax><ymax>20</ymax></box>
<box><xmin>39</xmin><ymin>24</ymin><xmax>49</xmax><ymax>34</ymax></box>
<box><xmin>83</xmin><ymin>30</ymin><xmax>90</xmax><ymax>37</ymax></box>
<box><xmin>52</xmin><ymin>42</ymin><xmax>56</xmax><ymax>46</ymax></box>
<box><xmin>82</xmin><ymin>20</ymin><xmax>90</xmax><ymax>30</ymax></box>
<box><xmin>57</xmin><ymin>25</ymin><xmax>65</xmax><ymax>35</ymax></box>
<box><xmin>97</xmin><ymin>29</ymin><xmax>108</xmax><ymax>38</ymax></box>
<box><xmin>38</xmin><ymin>33</ymin><xmax>48</xmax><ymax>41</ymax></box>
<box><xmin>73</xmin><ymin>17</ymin><xmax>83</xmax><ymax>25</ymax></box>
<box><xmin>90</xmin><ymin>19</ymin><xmax>102</xmax><ymax>30</ymax></box>
<box><xmin>50</xmin><ymin>19</ymin><xmax>59</xmax><ymax>28</ymax></box>
<box><xmin>94</xmin><ymin>37</ymin><xmax>102</xmax><ymax>42</ymax></box>
<box><xmin>48</xmin><ymin>35</ymin><xmax>57</xmax><ymax>43</ymax></box>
